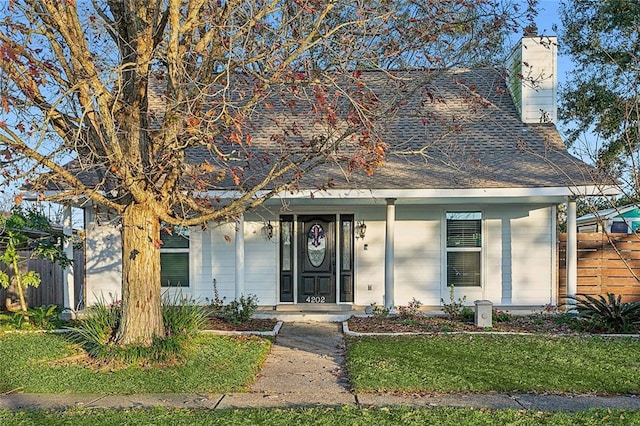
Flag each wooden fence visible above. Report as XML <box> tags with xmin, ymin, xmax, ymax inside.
<box><xmin>0</xmin><ymin>248</ymin><xmax>84</xmax><ymax>310</ymax></box>
<box><xmin>558</xmin><ymin>233</ymin><xmax>640</xmax><ymax>302</ymax></box>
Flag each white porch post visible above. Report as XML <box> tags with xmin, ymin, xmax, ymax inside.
<box><xmin>62</xmin><ymin>203</ymin><xmax>75</xmax><ymax>317</ymax></box>
<box><xmin>566</xmin><ymin>198</ymin><xmax>578</xmax><ymax>308</ymax></box>
<box><xmin>384</xmin><ymin>198</ymin><xmax>396</xmax><ymax>311</ymax></box>
<box><xmin>235</xmin><ymin>214</ymin><xmax>245</xmax><ymax>300</ymax></box>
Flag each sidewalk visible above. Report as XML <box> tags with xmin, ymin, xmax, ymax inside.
<box><xmin>1</xmin><ymin>321</ymin><xmax>639</xmax><ymax>411</ymax></box>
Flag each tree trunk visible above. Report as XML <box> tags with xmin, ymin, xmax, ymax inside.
<box><xmin>5</xmin><ymin>280</ymin><xmax>23</xmax><ymax>312</ymax></box>
<box><xmin>116</xmin><ymin>202</ymin><xmax>165</xmax><ymax>346</ymax></box>
<box><xmin>11</xmin><ymin>257</ymin><xmax>29</xmax><ymax>312</ymax></box>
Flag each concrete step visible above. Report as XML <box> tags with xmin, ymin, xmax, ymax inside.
<box><xmin>273</xmin><ymin>304</ymin><xmax>355</xmax><ymax>312</ymax></box>
<box><xmin>253</xmin><ymin>309</ymin><xmax>361</xmax><ymax>322</ymax></box>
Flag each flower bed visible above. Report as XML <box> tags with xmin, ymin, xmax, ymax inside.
<box><xmin>346</xmin><ymin>313</ymin><xmax>639</xmax><ymax>335</ymax></box>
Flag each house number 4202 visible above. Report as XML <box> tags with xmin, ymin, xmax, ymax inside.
<box><xmin>306</xmin><ymin>296</ymin><xmax>326</xmax><ymax>303</ymax></box>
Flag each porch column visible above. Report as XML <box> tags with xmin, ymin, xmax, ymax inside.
<box><xmin>62</xmin><ymin>203</ymin><xmax>75</xmax><ymax>317</ymax></box>
<box><xmin>235</xmin><ymin>214</ymin><xmax>245</xmax><ymax>300</ymax></box>
<box><xmin>384</xmin><ymin>198</ymin><xmax>396</xmax><ymax>311</ymax></box>
<box><xmin>566</xmin><ymin>198</ymin><xmax>578</xmax><ymax>308</ymax></box>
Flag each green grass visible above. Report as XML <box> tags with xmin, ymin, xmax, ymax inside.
<box><xmin>0</xmin><ymin>407</ymin><xmax>638</xmax><ymax>425</ymax></box>
<box><xmin>0</xmin><ymin>333</ymin><xmax>270</xmax><ymax>394</ymax></box>
<box><xmin>346</xmin><ymin>335</ymin><xmax>640</xmax><ymax>394</ymax></box>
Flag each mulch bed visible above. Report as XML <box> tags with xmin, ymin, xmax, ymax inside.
<box><xmin>347</xmin><ymin>315</ymin><xmax>591</xmax><ymax>334</ymax></box>
<box><xmin>203</xmin><ymin>314</ymin><xmax>640</xmax><ymax>335</ymax></box>
<box><xmin>204</xmin><ymin>317</ymin><xmax>279</xmax><ymax>332</ymax></box>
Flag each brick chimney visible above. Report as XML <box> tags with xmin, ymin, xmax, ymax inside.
<box><xmin>506</xmin><ymin>33</ymin><xmax>558</xmax><ymax>124</ymax></box>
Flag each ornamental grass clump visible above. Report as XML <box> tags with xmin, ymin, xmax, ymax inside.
<box><xmin>70</xmin><ymin>292</ymin><xmax>208</xmax><ymax>364</ymax></box>
<box><xmin>162</xmin><ymin>292</ymin><xmax>208</xmax><ymax>338</ymax></box>
<box><xmin>568</xmin><ymin>293</ymin><xmax>640</xmax><ymax>334</ymax></box>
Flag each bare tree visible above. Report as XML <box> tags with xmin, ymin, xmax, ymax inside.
<box><xmin>0</xmin><ymin>0</ymin><xmax>535</xmax><ymax>346</ymax></box>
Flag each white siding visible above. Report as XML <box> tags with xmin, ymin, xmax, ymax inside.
<box><xmin>244</xmin><ymin>214</ymin><xmax>278</xmax><ymax>305</ymax></box>
<box><xmin>83</xmin><ymin>202</ymin><xmax>557</xmax><ymax>309</ymax></box>
<box><xmin>483</xmin><ymin>205</ymin><xmax>555</xmax><ymax>306</ymax></box>
<box><xmin>207</xmin><ymin>222</ymin><xmax>237</xmax><ymax>302</ymax></box>
<box><xmin>353</xmin><ymin>206</ymin><xmax>443</xmax><ymax>307</ymax></box>
<box><xmin>84</xmin><ymin>207</ymin><xmax>122</xmax><ymax>306</ymax></box>
<box><xmin>393</xmin><ymin>207</ymin><xmax>441</xmax><ymax>306</ymax></box>
<box><xmin>150</xmin><ymin>216</ymin><xmax>280</xmax><ymax>305</ymax></box>
<box><xmin>353</xmin><ymin>208</ymin><xmax>386</xmax><ymax>306</ymax></box>
<box><xmin>510</xmin><ymin>206</ymin><xmax>554</xmax><ymax>305</ymax></box>
<box><xmin>353</xmin><ymin>204</ymin><xmax>555</xmax><ymax>308</ymax></box>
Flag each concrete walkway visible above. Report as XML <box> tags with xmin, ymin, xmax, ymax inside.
<box><xmin>221</xmin><ymin>321</ymin><xmax>353</xmax><ymax>408</ymax></box>
<box><xmin>1</xmin><ymin>321</ymin><xmax>639</xmax><ymax>411</ymax></box>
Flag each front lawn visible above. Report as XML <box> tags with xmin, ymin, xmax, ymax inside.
<box><xmin>346</xmin><ymin>335</ymin><xmax>640</xmax><ymax>394</ymax></box>
<box><xmin>0</xmin><ymin>333</ymin><xmax>270</xmax><ymax>394</ymax></box>
<box><xmin>1</xmin><ymin>407</ymin><xmax>639</xmax><ymax>426</ymax></box>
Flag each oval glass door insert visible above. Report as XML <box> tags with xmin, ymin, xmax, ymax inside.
<box><xmin>307</xmin><ymin>223</ymin><xmax>326</xmax><ymax>267</ymax></box>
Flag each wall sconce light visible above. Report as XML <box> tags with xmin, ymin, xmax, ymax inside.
<box><xmin>264</xmin><ymin>221</ymin><xmax>274</xmax><ymax>240</ymax></box>
<box><xmin>355</xmin><ymin>220</ymin><xmax>367</xmax><ymax>239</ymax></box>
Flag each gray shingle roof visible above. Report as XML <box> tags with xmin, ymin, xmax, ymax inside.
<box><xmin>55</xmin><ymin>68</ymin><xmax>606</xmax><ymax>194</ymax></box>
<box><xmin>287</xmin><ymin>68</ymin><xmax>604</xmax><ymax>190</ymax></box>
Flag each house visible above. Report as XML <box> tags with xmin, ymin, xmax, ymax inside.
<box><xmin>44</xmin><ymin>34</ymin><xmax>617</xmax><ymax>315</ymax></box>
<box><xmin>577</xmin><ymin>205</ymin><xmax>640</xmax><ymax>234</ymax></box>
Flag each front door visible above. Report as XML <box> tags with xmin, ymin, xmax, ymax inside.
<box><xmin>298</xmin><ymin>215</ymin><xmax>336</xmax><ymax>303</ymax></box>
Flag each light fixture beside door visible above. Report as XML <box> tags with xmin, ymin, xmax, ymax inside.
<box><xmin>355</xmin><ymin>220</ymin><xmax>367</xmax><ymax>239</ymax></box>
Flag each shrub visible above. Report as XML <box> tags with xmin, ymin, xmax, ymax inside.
<box><xmin>441</xmin><ymin>285</ymin><xmax>467</xmax><ymax>321</ymax></box>
<box><xmin>28</xmin><ymin>304</ymin><xmax>61</xmax><ymax>329</ymax></box>
<box><xmin>206</xmin><ymin>278</ymin><xmax>226</xmax><ymax>314</ymax></box>
<box><xmin>220</xmin><ymin>294</ymin><xmax>259</xmax><ymax>324</ymax></box>
<box><xmin>553</xmin><ymin>312</ymin><xmax>583</xmax><ymax>331</ymax></box>
<box><xmin>567</xmin><ymin>293</ymin><xmax>640</xmax><ymax>333</ymax></box>
<box><xmin>397</xmin><ymin>298</ymin><xmax>423</xmax><ymax>319</ymax></box>
<box><xmin>493</xmin><ymin>308</ymin><xmax>512</xmax><ymax>323</ymax></box>
<box><xmin>0</xmin><ymin>305</ymin><xmax>64</xmax><ymax>331</ymax></box>
<box><xmin>367</xmin><ymin>303</ymin><xmax>390</xmax><ymax>318</ymax></box>
<box><xmin>460</xmin><ymin>306</ymin><xmax>475</xmax><ymax>323</ymax></box>
<box><xmin>0</xmin><ymin>310</ymin><xmax>29</xmax><ymax>330</ymax></box>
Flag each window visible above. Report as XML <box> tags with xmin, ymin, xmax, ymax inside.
<box><xmin>279</xmin><ymin>216</ymin><xmax>294</xmax><ymax>302</ymax></box>
<box><xmin>446</xmin><ymin>212</ymin><xmax>481</xmax><ymax>287</ymax></box>
<box><xmin>160</xmin><ymin>227</ymin><xmax>189</xmax><ymax>287</ymax></box>
<box><xmin>340</xmin><ymin>215</ymin><xmax>354</xmax><ymax>303</ymax></box>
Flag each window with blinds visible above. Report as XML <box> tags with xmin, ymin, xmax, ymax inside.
<box><xmin>160</xmin><ymin>227</ymin><xmax>189</xmax><ymax>287</ymax></box>
<box><xmin>446</xmin><ymin>212</ymin><xmax>481</xmax><ymax>287</ymax></box>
